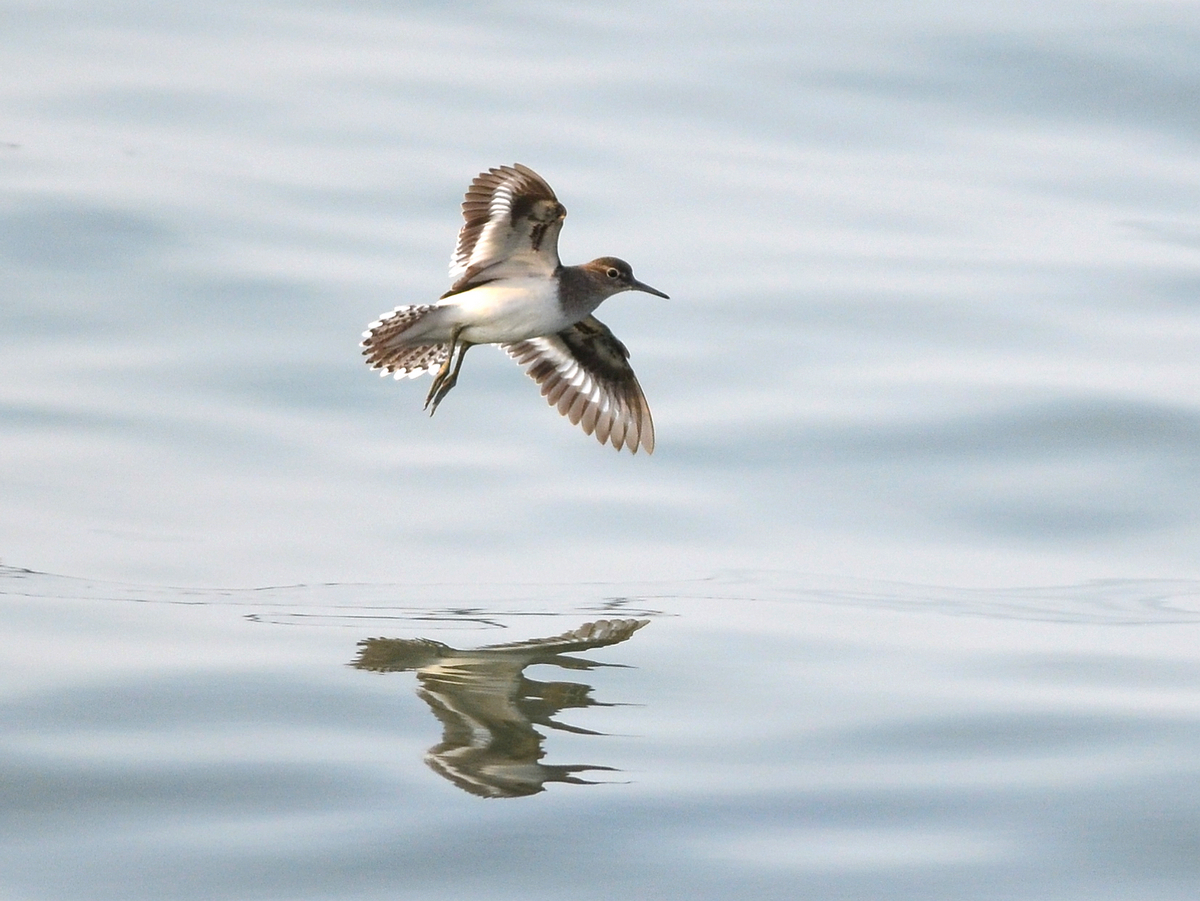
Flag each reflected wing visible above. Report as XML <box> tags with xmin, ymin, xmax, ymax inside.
<box><xmin>505</xmin><ymin>316</ymin><xmax>655</xmax><ymax>454</ymax></box>
<box><xmin>446</xmin><ymin>164</ymin><xmax>566</xmax><ymax>294</ymax></box>
<box><xmin>477</xmin><ymin>618</ymin><xmax>650</xmax><ymax>654</ymax></box>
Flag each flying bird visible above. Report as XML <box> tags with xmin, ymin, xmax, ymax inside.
<box><xmin>361</xmin><ymin>164</ymin><xmax>667</xmax><ymax>454</ymax></box>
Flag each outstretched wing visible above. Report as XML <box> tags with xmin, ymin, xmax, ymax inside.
<box><xmin>446</xmin><ymin>164</ymin><xmax>566</xmax><ymax>295</ymax></box>
<box><xmin>505</xmin><ymin>316</ymin><xmax>655</xmax><ymax>454</ymax></box>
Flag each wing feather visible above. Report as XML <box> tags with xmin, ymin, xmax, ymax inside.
<box><xmin>504</xmin><ymin>316</ymin><xmax>655</xmax><ymax>454</ymax></box>
<box><xmin>447</xmin><ymin>164</ymin><xmax>566</xmax><ymax>294</ymax></box>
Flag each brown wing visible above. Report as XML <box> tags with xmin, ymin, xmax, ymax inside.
<box><xmin>505</xmin><ymin>316</ymin><xmax>655</xmax><ymax>454</ymax></box>
<box><xmin>446</xmin><ymin>164</ymin><xmax>566</xmax><ymax>294</ymax></box>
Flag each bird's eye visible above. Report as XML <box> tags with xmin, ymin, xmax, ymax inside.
<box><xmin>606</xmin><ymin>268</ymin><xmax>620</xmax><ymax>279</ymax></box>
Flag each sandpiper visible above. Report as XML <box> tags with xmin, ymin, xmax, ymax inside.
<box><xmin>361</xmin><ymin>163</ymin><xmax>667</xmax><ymax>454</ymax></box>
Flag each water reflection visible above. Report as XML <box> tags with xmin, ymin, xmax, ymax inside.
<box><xmin>351</xmin><ymin>618</ymin><xmax>647</xmax><ymax>798</ymax></box>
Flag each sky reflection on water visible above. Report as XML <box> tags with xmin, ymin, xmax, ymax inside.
<box><xmin>3</xmin><ymin>0</ymin><xmax>1200</xmax><ymax>587</ymax></box>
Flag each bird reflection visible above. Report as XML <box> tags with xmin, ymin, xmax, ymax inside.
<box><xmin>351</xmin><ymin>618</ymin><xmax>648</xmax><ymax>798</ymax></box>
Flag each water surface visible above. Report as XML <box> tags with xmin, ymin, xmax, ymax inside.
<box><xmin>3</xmin><ymin>1</ymin><xmax>1200</xmax><ymax>898</ymax></box>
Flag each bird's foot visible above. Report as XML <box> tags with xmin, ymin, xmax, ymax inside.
<box><xmin>424</xmin><ymin>370</ymin><xmax>459</xmax><ymax>415</ymax></box>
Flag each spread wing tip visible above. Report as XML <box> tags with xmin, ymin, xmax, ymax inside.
<box><xmin>505</xmin><ymin>321</ymin><xmax>656</xmax><ymax>456</ymax></box>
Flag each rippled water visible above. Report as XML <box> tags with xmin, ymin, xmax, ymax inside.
<box><xmin>3</xmin><ymin>1</ymin><xmax>1200</xmax><ymax>898</ymax></box>
<box><xmin>6</xmin><ymin>566</ymin><xmax>1200</xmax><ymax>899</ymax></box>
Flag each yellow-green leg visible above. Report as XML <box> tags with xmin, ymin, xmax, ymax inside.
<box><xmin>425</xmin><ymin>327</ymin><xmax>471</xmax><ymax>415</ymax></box>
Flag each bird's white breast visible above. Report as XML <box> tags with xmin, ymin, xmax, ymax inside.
<box><xmin>438</xmin><ymin>278</ymin><xmax>572</xmax><ymax>344</ymax></box>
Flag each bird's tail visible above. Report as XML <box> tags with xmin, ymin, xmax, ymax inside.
<box><xmin>361</xmin><ymin>305</ymin><xmax>449</xmax><ymax>378</ymax></box>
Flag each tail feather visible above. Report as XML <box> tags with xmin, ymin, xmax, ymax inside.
<box><xmin>361</xmin><ymin>305</ymin><xmax>448</xmax><ymax>378</ymax></box>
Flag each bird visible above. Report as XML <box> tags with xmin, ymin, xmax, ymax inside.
<box><xmin>361</xmin><ymin>163</ymin><xmax>667</xmax><ymax>454</ymax></box>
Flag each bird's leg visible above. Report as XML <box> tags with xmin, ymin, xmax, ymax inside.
<box><xmin>427</xmin><ymin>342</ymin><xmax>471</xmax><ymax>415</ymax></box>
<box><xmin>424</xmin><ymin>328</ymin><xmax>459</xmax><ymax>411</ymax></box>
<box><xmin>425</xmin><ymin>328</ymin><xmax>471</xmax><ymax>415</ymax></box>
<box><xmin>426</xmin><ymin>342</ymin><xmax>472</xmax><ymax>415</ymax></box>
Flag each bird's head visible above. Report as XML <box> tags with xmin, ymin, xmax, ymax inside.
<box><xmin>583</xmin><ymin>257</ymin><xmax>669</xmax><ymax>300</ymax></box>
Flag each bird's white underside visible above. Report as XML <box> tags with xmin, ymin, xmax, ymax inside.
<box><xmin>368</xmin><ymin>279</ymin><xmax>572</xmax><ymax>349</ymax></box>
<box><xmin>444</xmin><ymin>278</ymin><xmax>571</xmax><ymax>344</ymax></box>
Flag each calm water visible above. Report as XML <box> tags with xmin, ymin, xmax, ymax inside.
<box><xmin>3</xmin><ymin>1</ymin><xmax>1200</xmax><ymax>898</ymax></box>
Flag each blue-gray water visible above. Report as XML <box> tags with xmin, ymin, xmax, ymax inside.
<box><xmin>3</xmin><ymin>1</ymin><xmax>1200</xmax><ymax>898</ymax></box>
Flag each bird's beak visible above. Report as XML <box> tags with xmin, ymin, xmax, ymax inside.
<box><xmin>632</xmin><ymin>279</ymin><xmax>669</xmax><ymax>299</ymax></box>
